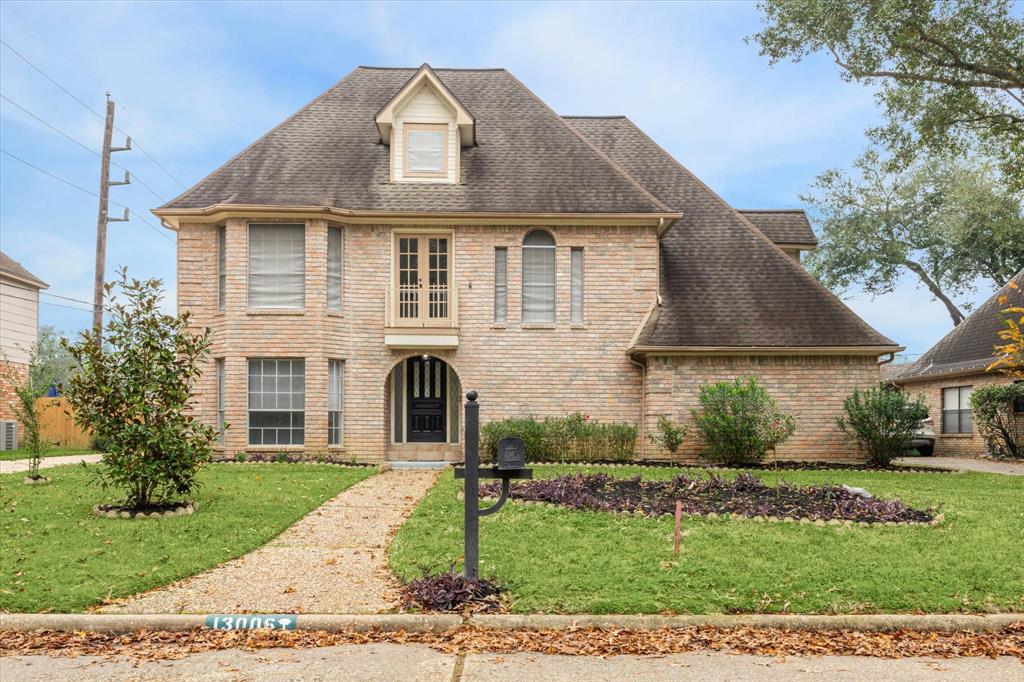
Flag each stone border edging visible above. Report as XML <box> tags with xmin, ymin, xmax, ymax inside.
<box><xmin>91</xmin><ymin>503</ymin><xmax>196</xmax><ymax>520</ymax></box>
<box><xmin>1</xmin><ymin>612</ymin><xmax>1018</xmax><ymax>635</ymax></box>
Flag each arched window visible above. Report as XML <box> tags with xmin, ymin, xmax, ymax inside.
<box><xmin>522</xmin><ymin>230</ymin><xmax>555</xmax><ymax>323</ymax></box>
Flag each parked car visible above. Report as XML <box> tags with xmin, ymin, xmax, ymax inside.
<box><xmin>909</xmin><ymin>416</ymin><xmax>935</xmax><ymax>457</ymax></box>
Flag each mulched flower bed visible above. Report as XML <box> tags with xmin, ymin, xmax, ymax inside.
<box><xmin>479</xmin><ymin>473</ymin><xmax>936</xmax><ymax>524</ymax></box>
<box><xmin>401</xmin><ymin>569</ymin><xmax>504</xmax><ymax>613</ymax></box>
<box><xmin>2</xmin><ymin>624</ymin><xmax>1021</xmax><ymax>660</ymax></box>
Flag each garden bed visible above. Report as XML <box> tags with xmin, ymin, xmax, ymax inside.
<box><xmin>503</xmin><ymin>459</ymin><xmax>953</xmax><ymax>473</ymax></box>
<box><xmin>480</xmin><ymin>473</ymin><xmax>935</xmax><ymax>524</ymax></box>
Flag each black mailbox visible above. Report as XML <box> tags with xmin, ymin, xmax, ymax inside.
<box><xmin>496</xmin><ymin>436</ymin><xmax>526</xmax><ymax>470</ymax></box>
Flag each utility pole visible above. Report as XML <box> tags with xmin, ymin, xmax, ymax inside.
<box><xmin>92</xmin><ymin>93</ymin><xmax>131</xmax><ymax>336</ymax></box>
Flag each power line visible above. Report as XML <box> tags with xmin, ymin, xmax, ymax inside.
<box><xmin>1</xmin><ymin>148</ymin><xmax>176</xmax><ymax>243</ymax></box>
<box><xmin>0</xmin><ymin>38</ymin><xmax>187</xmax><ymax>190</ymax></box>
<box><xmin>0</xmin><ymin>94</ymin><xmax>166</xmax><ymax>202</ymax></box>
<box><xmin>40</xmin><ymin>299</ymin><xmax>93</xmax><ymax>314</ymax></box>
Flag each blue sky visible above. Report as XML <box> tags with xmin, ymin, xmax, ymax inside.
<box><xmin>0</xmin><ymin>0</ymin><xmax>995</xmax><ymax>358</ymax></box>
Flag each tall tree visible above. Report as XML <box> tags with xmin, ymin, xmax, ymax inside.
<box><xmin>31</xmin><ymin>325</ymin><xmax>75</xmax><ymax>391</ymax></box>
<box><xmin>802</xmin><ymin>149</ymin><xmax>1024</xmax><ymax>325</ymax></box>
<box><xmin>752</xmin><ymin>0</ymin><xmax>1024</xmax><ymax>189</ymax></box>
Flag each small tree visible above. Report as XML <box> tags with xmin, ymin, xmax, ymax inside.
<box><xmin>649</xmin><ymin>415</ymin><xmax>687</xmax><ymax>456</ymax></box>
<box><xmin>989</xmin><ymin>279</ymin><xmax>1024</xmax><ymax>378</ymax></box>
<box><xmin>837</xmin><ymin>386</ymin><xmax>929</xmax><ymax>467</ymax></box>
<box><xmin>3</xmin><ymin>347</ymin><xmax>54</xmax><ymax>480</ymax></box>
<box><xmin>692</xmin><ymin>377</ymin><xmax>796</xmax><ymax>466</ymax></box>
<box><xmin>971</xmin><ymin>384</ymin><xmax>1024</xmax><ymax>460</ymax></box>
<box><xmin>62</xmin><ymin>269</ymin><xmax>216</xmax><ymax>510</ymax></box>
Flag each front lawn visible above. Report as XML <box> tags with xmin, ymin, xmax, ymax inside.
<box><xmin>1</xmin><ymin>463</ymin><xmax>375</xmax><ymax>612</ymax></box>
<box><xmin>0</xmin><ymin>446</ymin><xmax>99</xmax><ymax>462</ymax></box>
<box><xmin>390</xmin><ymin>465</ymin><xmax>1024</xmax><ymax>615</ymax></box>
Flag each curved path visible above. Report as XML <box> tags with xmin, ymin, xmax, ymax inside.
<box><xmin>100</xmin><ymin>468</ymin><xmax>439</xmax><ymax>614</ymax></box>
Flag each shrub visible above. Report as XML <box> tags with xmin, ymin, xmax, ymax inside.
<box><xmin>837</xmin><ymin>386</ymin><xmax>929</xmax><ymax>466</ymax></box>
<box><xmin>480</xmin><ymin>412</ymin><xmax>637</xmax><ymax>462</ymax></box>
<box><xmin>971</xmin><ymin>384</ymin><xmax>1024</xmax><ymax>459</ymax></box>
<box><xmin>649</xmin><ymin>414</ymin><xmax>687</xmax><ymax>455</ymax></box>
<box><xmin>692</xmin><ymin>377</ymin><xmax>796</xmax><ymax>466</ymax></box>
<box><xmin>62</xmin><ymin>269</ymin><xmax>217</xmax><ymax>510</ymax></box>
<box><xmin>3</xmin><ymin>347</ymin><xmax>54</xmax><ymax>480</ymax></box>
<box><xmin>402</xmin><ymin>567</ymin><xmax>503</xmax><ymax>612</ymax></box>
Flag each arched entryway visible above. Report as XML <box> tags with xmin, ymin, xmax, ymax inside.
<box><xmin>388</xmin><ymin>355</ymin><xmax>462</xmax><ymax>447</ymax></box>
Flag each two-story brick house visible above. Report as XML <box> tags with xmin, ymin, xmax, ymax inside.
<box><xmin>154</xmin><ymin>65</ymin><xmax>900</xmax><ymax>463</ymax></box>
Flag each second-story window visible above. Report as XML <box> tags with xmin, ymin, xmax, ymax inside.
<box><xmin>248</xmin><ymin>223</ymin><xmax>304</xmax><ymax>309</ymax></box>
<box><xmin>327</xmin><ymin>227</ymin><xmax>342</xmax><ymax>312</ymax></box>
<box><xmin>522</xmin><ymin>230</ymin><xmax>555</xmax><ymax>323</ymax></box>
<box><xmin>405</xmin><ymin>123</ymin><xmax>447</xmax><ymax>177</ymax></box>
<box><xmin>217</xmin><ymin>226</ymin><xmax>226</xmax><ymax>310</ymax></box>
<box><xmin>494</xmin><ymin>247</ymin><xmax>507</xmax><ymax>323</ymax></box>
<box><xmin>571</xmin><ymin>247</ymin><xmax>584</xmax><ymax>324</ymax></box>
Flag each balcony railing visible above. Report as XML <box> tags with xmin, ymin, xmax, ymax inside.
<box><xmin>385</xmin><ymin>283</ymin><xmax>459</xmax><ymax>329</ymax></box>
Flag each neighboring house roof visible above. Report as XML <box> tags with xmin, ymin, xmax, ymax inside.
<box><xmin>158</xmin><ymin>67</ymin><xmax>673</xmax><ymax>217</ymax></box>
<box><xmin>737</xmin><ymin>209</ymin><xmax>817</xmax><ymax>247</ymax></box>
<box><xmin>563</xmin><ymin>116</ymin><xmax>897</xmax><ymax>351</ymax></box>
<box><xmin>0</xmin><ymin>250</ymin><xmax>48</xmax><ymax>289</ymax></box>
<box><xmin>896</xmin><ymin>270</ymin><xmax>1024</xmax><ymax>382</ymax></box>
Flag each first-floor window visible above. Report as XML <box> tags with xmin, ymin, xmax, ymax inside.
<box><xmin>248</xmin><ymin>359</ymin><xmax>305</xmax><ymax>445</ymax></box>
<box><xmin>216</xmin><ymin>359</ymin><xmax>225</xmax><ymax>444</ymax></box>
<box><xmin>942</xmin><ymin>385</ymin><xmax>973</xmax><ymax>434</ymax></box>
<box><xmin>1013</xmin><ymin>380</ymin><xmax>1024</xmax><ymax>413</ymax></box>
<box><xmin>328</xmin><ymin>359</ymin><xmax>344</xmax><ymax>446</ymax></box>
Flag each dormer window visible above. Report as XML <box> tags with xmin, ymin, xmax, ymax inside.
<box><xmin>405</xmin><ymin>123</ymin><xmax>448</xmax><ymax>177</ymax></box>
<box><xmin>375</xmin><ymin>64</ymin><xmax>475</xmax><ymax>185</ymax></box>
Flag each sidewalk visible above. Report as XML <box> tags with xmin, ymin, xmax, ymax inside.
<box><xmin>0</xmin><ymin>453</ymin><xmax>102</xmax><ymax>475</ymax></box>
<box><xmin>2</xmin><ymin>643</ymin><xmax>1020</xmax><ymax>681</ymax></box>
<box><xmin>894</xmin><ymin>456</ymin><xmax>1024</xmax><ymax>476</ymax></box>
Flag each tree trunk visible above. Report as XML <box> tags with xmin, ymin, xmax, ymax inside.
<box><xmin>902</xmin><ymin>260</ymin><xmax>966</xmax><ymax>326</ymax></box>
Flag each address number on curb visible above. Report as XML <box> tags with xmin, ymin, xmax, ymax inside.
<box><xmin>204</xmin><ymin>615</ymin><xmax>297</xmax><ymax>630</ymax></box>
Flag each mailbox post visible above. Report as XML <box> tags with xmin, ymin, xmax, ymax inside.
<box><xmin>454</xmin><ymin>391</ymin><xmax>532</xmax><ymax>580</ymax></box>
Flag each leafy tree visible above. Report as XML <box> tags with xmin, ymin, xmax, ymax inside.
<box><xmin>990</xmin><ymin>278</ymin><xmax>1024</xmax><ymax>377</ymax></box>
<box><xmin>31</xmin><ymin>325</ymin><xmax>75</xmax><ymax>391</ymax></box>
<box><xmin>3</xmin><ymin>347</ymin><xmax>55</xmax><ymax>480</ymax></box>
<box><xmin>62</xmin><ymin>268</ymin><xmax>216</xmax><ymax>510</ymax></box>
<box><xmin>802</xmin><ymin>149</ymin><xmax>1024</xmax><ymax>325</ymax></box>
<box><xmin>837</xmin><ymin>385</ymin><xmax>929</xmax><ymax>466</ymax></box>
<box><xmin>692</xmin><ymin>377</ymin><xmax>796</xmax><ymax>466</ymax></box>
<box><xmin>970</xmin><ymin>383</ymin><xmax>1024</xmax><ymax>458</ymax></box>
<box><xmin>649</xmin><ymin>414</ymin><xmax>688</xmax><ymax>455</ymax></box>
<box><xmin>752</xmin><ymin>0</ymin><xmax>1024</xmax><ymax>190</ymax></box>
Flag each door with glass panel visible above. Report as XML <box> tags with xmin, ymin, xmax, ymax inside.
<box><xmin>395</xmin><ymin>235</ymin><xmax>451</xmax><ymax>326</ymax></box>
<box><xmin>406</xmin><ymin>356</ymin><xmax>446</xmax><ymax>442</ymax></box>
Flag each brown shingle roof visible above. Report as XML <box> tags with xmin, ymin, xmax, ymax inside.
<box><xmin>737</xmin><ymin>209</ymin><xmax>817</xmax><ymax>246</ymax></box>
<box><xmin>0</xmin><ymin>251</ymin><xmax>47</xmax><ymax>289</ymax></box>
<box><xmin>161</xmin><ymin>67</ymin><xmax>671</xmax><ymax>216</ymax></box>
<box><xmin>896</xmin><ymin>270</ymin><xmax>1024</xmax><ymax>381</ymax></box>
<box><xmin>563</xmin><ymin>116</ymin><xmax>897</xmax><ymax>350</ymax></box>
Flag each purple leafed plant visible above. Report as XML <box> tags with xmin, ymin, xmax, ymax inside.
<box><xmin>402</xmin><ymin>567</ymin><xmax>504</xmax><ymax>612</ymax></box>
<box><xmin>479</xmin><ymin>472</ymin><xmax>935</xmax><ymax>524</ymax></box>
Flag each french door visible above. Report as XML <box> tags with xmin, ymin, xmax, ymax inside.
<box><xmin>396</xmin><ymin>234</ymin><xmax>451</xmax><ymax>326</ymax></box>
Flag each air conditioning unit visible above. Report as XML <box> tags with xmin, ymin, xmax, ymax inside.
<box><xmin>0</xmin><ymin>421</ymin><xmax>18</xmax><ymax>451</ymax></box>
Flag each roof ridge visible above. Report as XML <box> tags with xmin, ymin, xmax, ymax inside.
<box><xmin>561</xmin><ymin>115</ymin><xmax>628</xmax><ymax>120</ymax></box>
<box><xmin>737</xmin><ymin>208</ymin><xmax>806</xmax><ymax>214</ymax></box>
<box><xmin>610</xmin><ymin>115</ymin><xmax>897</xmax><ymax>347</ymax></box>
<box><xmin>356</xmin><ymin>65</ymin><xmax>508</xmax><ymax>72</ymax></box>
<box><xmin>157</xmin><ymin>66</ymin><xmax>366</xmax><ymax>211</ymax></box>
<box><xmin>497</xmin><ymin>71</ymin><xmax>673</xmax><ymax>215</ymax></box>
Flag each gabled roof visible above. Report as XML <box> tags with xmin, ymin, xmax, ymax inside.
<box><xmin>563</xmin><ymin>116</ymin><xmax>898</xmax><ymax>351</ymax></box>
<box><xmin>374</xmin><ymin>63</ymin><xmax>476</xmax><ymax>146</ymax></box>
<box><xmin>157</xmin><ymin>67</ymin><xmax>674</xmax><ymax>219</ymax></box>
<box><xmin>737</xmin><ymin>209</ymin><xmax>817</xmax><ymax>247</ymax></box>
<box><xmin>896</xmin><ymin>270</ymin><xmax>1024</xmax><ymax>381</ymax></box>
<box><xmin>0</xmin><ymin>250</ymin><xmax>47</xmax><ymax>289</ymax></box>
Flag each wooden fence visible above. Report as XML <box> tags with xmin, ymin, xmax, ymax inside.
<box><xmin>36</xmin><ymin>397</ymin><xmax>92</xmax><ymax>448</ymax></box>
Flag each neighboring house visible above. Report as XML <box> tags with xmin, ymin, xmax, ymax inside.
<box><xmin>894</xmin><ymin>270</ymin><xmax>1024</xmax><ymax>458</ymax></box>
<box><xmin>153</xmin><ymin>64</ymin><xmax>900</xmax><ymax>463</ymax></box>
<box><xmin>0</xmin><ymin>251</ymin><xmax>48</xmax><ymax>440</ymax></box>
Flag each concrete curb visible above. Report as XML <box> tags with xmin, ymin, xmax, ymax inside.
<box><xmin>0</xmin><ymin>612</ymin><xmax>1019</xmax><ymax>634</ymax></box>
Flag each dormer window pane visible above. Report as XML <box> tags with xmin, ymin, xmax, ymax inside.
<box><xmin>406</xmin><ymin>126</ymin><xmax>446</xmax><ymax>174</ymax></box>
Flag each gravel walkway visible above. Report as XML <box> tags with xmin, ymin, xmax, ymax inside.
<box><xmin>100</xmin><ymin>468</ymin><xmax>439</xmax><ymax>614</ymax></box>
<box><xmin>0</xmin><ymin>453</ymin><xmax>102</xmax><ymax>475</ymax></box>
<box><xmin>894</xmin><ymin>456</ymin><xmax>1024</xmax><ymax>476</ymax></box>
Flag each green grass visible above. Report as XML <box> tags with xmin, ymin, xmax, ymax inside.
<box><xmin>1</xmin><ymin>463</ymin><xmax>375</xmax><ymax>612</ymax></box>
<box><xmin>390</xmin><ymin>465</ymin><xmax>1024</xmax><ymax>615</ymax></box>
<box><xmin>0</xmin><ymin>446</ymin><xmax>99</xmax><ymax>461</ymax></box>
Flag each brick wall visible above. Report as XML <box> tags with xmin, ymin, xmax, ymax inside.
<box><xmin>898</xmin><ymin>372</ymin><xmax>1017</xmax><ymax>458</ymax></box>
<box><xmin>643</xmin><ymin>354</ymin><xmax>881</xmax><ymax>462</ymax></box>
<box><xmin>178</xmin><ymin>220</ymin><xmax>658</xmax><ymax>461</ymax></box>
<box><xmin>0</xmin><ymin>359</ymin><xmax>27</xmax><ymax>424</ymax></box>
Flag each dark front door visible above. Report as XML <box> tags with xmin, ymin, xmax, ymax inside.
<box><xmin>407</xmin><ymin>356</ymin><xmax>446</xmax><ymax>442</ymax></box>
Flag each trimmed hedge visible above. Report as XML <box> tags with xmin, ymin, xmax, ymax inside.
<box><xmin>480</xmin><ymin>412</ymin><xmax>637</xmax><ymax>462</ymax></box>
